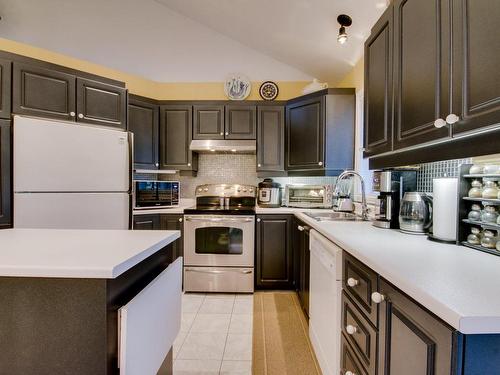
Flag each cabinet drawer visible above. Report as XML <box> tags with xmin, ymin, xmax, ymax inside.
<box><xmin>341</xmin><ymin>334</ymin><xmax>369</xmax><ymax>375</ymax></box>
<box><xmin>343</xmin><ymin>252</ymin><xmax>379</xmax><ymax>327</ymax></box>
<box><xmin>342</xmin><ymin>292</ymin><xmax>377</xmax><ymax>375</ymax></box>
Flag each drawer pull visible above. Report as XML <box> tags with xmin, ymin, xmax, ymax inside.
<box><xmin>345</xmin><ymin>371</ymin><xmax>356</xmax><ymax>375</ymax></box>
<box><xmin>347</xmin><ymin>277</ymin><xmax>359</xmax><ymax>287</ymax></box>
<box><xmin>346</xmin><ymin>324</ymin><xmax>358</xmax><ymax>335</ymax></box>
<box><xmin>371</xmin><ymin>292</ymin><xmax>385</xmax><ymax>304</ymax></box>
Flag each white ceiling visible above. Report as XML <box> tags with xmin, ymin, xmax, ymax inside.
<box><xmin>0</xmin><ymin>0</ymin><xmax>387</xmax><ymax>84</ymax></box>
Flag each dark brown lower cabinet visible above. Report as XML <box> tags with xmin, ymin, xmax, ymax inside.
<box><xmin>255</xmin><ymin>215</ymin><xmax>294</xmax><ymax>289</ymax></box>
<box><xmin>159</xmin><ymin>214</ymin><xmax>184</xmax><ymax>260</ymax></box>
<box><xmin>133</xmin><ymin>214</ymin><xmax>183</xmax><ymax>261</ymax></box>
<box><xmin>0</xmin><ymin>120</ymin><xmax>11</xmax><ymax>228</ymax></box>
<box><xmin>294</xmin><ymin>218</ymin><xmax>310</xmax><ymax>317</ymax></box>
<box><xmin>341</xmin><ymin>335</ymin><xmax>369</xmax><ymax>375</ymax></box>
<box><xmin>378</xmin><ymin>278</ymin><xmax>454</xmax><ymax>375</ymax></box>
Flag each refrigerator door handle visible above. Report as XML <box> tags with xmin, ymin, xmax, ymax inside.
<box><xmin>127</xmin><ymin>131</ymin><xmax>134</xmax><ymax>194</ymax></box>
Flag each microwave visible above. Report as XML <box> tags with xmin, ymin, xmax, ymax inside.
<box><xmin>134</xmin><ymin>180</ymin><xmax>180</xmax><ymax>209</ymax></box>
<box><xmin>284</xmin><ymin>184</ymin><xmax>333</xmax><ymax>208</ymax></box>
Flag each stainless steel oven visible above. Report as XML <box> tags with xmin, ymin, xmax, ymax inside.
<box><xmin>184</xmin><ymin>215</ymin><xmax>255</xmax><ymax>267</ymax></box>
<box><xmin>183</xmin><ymin>184</ymin><xmax>256</xmax><ymax>293</ymax></box>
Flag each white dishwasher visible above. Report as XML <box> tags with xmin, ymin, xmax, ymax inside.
<box><xmin>309</xmin><ymin>229</ymin><xmax>342</xmax><ymax>375</ymax></box>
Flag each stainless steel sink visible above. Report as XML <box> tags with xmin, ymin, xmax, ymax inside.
<box><xmin>303</xmin><ymin>211</ymin><xmax>366</xmax><ymax>222</ymax></box>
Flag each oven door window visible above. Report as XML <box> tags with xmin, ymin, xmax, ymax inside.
<box><xmin>195</xmin><ymin>227</ymin><xmax>243</xmax><ymax>255</ymax></box>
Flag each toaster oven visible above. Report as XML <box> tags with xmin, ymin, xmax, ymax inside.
<box><xmin>284</xmin><ymin>184</ymin><xmax>333</xmax><ymax>208</ymax></box>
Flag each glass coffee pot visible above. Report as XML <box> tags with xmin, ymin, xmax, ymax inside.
<box><xmin>399</xmin><ymin>192</ymin><xmax>433</xmax><ymax>234</ymax></box>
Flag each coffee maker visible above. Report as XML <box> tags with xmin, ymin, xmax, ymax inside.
<box><xmin>372</xmin><ymin>169</ymin><xmax>417</xmax><ymax>229</ymax></box>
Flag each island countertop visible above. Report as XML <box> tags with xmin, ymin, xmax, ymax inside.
<box><xmin>0</xmin><ymin>229</ymin><xmax>180</xmax><ymax>279</ymax></box>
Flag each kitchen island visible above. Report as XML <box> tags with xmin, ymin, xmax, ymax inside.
<box><xmin>0</xmin><ymin>229</ymin><xmax>182</xmax><ymax>375</ymax></box>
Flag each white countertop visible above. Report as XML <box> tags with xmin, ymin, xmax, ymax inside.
<box><xmin>292</xmin><ymin>212</ymin><xmax>500</xmax><ymax>334</ymax></box>
<box><xmin>133</xmin><ymin>199</ymin><xmax>195</xmax><ymax>215</ymax></box>
<box><xmin>0</xmin><ymin>229</ymin><xmax>180</xmax><ymax>279</ymax></box>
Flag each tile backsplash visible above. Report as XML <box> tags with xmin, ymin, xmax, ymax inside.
<box><xmin>416</xmin><ymin>158</ymin><xmax>471</xmax><ymax>193</ymax></box>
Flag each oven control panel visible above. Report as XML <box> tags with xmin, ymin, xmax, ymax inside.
<box><xmin>195</xmin><ymin>184</ymin><xmax>256</xmax><ymax>198</ymax></box>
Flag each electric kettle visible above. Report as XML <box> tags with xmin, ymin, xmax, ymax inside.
<box><xmin>399</xmin><ymin>192</ymin><xmax>433</xmax><ymax>234</ymax></box>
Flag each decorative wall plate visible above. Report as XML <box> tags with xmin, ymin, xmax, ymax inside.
<box><xmin>224</xmin><ymin>74</ymin><xmax>251</xmax><ymax>100</ymax></box>
<box><xmin>259</xmin><ymin>81</ymin><xmax>279</xmax><ymax>101</ymax></box>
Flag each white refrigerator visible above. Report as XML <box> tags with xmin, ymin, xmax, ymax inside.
<box><xmin>13</xmin><ymin>116</ymin><xmax>132</xmax><ymax>230</ymax></box>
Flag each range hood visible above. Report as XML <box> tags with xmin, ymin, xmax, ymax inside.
<box><xmin>189</xmin><ymin>140</ymin><xmax>256</xmax><ymax>154</ymax></box>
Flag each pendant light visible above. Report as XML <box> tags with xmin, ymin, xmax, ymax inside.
<box><xmin>337</xmin><ymin>14</ymin><xmax>352</xmax><ymax>44</ymax></box>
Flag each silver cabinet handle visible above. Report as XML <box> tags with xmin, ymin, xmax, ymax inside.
<box><xmin>69</xmin><ymin>111</ymin><xmax>75</xmax><ymax>117</ymax></box>
<box><xmin>434</xmin><ymin>118</ymin><xmax>447</xmax><ymax>128</ymax></box>
<box><xmin>347</xmin><ymin>277</ymin><xmax>359</xmax><ymax>287</ymax></box>
<box><xmin>446</xmin><ymin>113</ymin><xmax>460</xmax><ymax>124</ymax></box>
<box><xmin>134</xmin><ymin>220</ymin><xmax>153</xmax><ymax>225</ymax></box>
<box><xmin>257</xmin><ymin>218</ymin><xmax>261</xmax><ymax>222</ymax></box>
<box><xmin>346</xmin><ymin>324</ymin><xmax>358</xmax><ymax>335</ymax></box>
<box><xmin>78</xmin><ymin>113</ymin><xmax>84</xmax><ymax>119</ymax></box>
<box><xmin>371</xmin><ymin>292</ymin><xmax>385</xmax><ymax>304</ymax></box>
<box><xmin>178</xmin><ymin>218</ymin><xmax>183</xmax><ymax>222</ymax></box>
<box><xmin>318</xmin><ymin>161</ymin><xmax>323</xmax><ymax>166</ymax></box>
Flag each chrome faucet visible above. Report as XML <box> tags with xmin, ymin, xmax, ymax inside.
<box><xmin>333</xmin><ymin>170</ymin><xmax>369</xmax><ymax>221</ymax></box>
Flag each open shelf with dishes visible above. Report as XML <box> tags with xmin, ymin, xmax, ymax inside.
<box><xmin>458</xmin><ymin>163</ymin><xmax>500</xmax><ymax>257</ymax></box>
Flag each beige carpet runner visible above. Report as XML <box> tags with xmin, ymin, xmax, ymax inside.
<box><xmin>252</xmin><ymin>292</ymin><xmax>322</xmax><ymax>375</ymax></box>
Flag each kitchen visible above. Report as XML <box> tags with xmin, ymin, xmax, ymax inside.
<box><xmin>0</xmin><ymin>0</ymin><xmax>499</xmax><ymax>374</ymax></box>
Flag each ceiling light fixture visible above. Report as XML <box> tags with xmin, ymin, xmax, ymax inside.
<box><xmin>337</xmin><ymin>14</ymin><xmax>352</xmax><ymax>45</ymax></box>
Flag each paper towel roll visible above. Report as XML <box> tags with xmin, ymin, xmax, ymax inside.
<box><xmin>432</xmin><ymin>178</ymin><xmax>458</xmax><ymax>241</ymax></box>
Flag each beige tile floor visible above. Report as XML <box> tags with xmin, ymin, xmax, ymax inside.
<box><xmin>173</xmin><ymin>293</ymin><xmax>253</xmax><ymax>375</ymax></box>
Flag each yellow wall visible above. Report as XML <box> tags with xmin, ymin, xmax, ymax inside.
<box><xmin>0</xmin><ymin>38</ymin><xmax>308</xmax><ymax>100</ymax></box>
<box><xmin>336</xmin><ymin>58</ymin><xmax>364</xmax><ymax>91</ymax></box>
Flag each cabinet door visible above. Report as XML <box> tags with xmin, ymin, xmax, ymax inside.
<box><xmin>0</xmin><ymin>120</ymin><xmax>11</xmax><ymax>228</ymax></box>
<box><xmin>255</xmin><ymin>215</ymin><xmax>294</xmax><ymax>289</ymax></box>
<box><xmin>286</xmin><ymin>97</ymin><xmax>324</xmax><ymax>170</ymax></box>
<box><xmin>160</xmin><ymin>105</ymin><xmax>196</xmax><ymax>171</ymax></box>
<box><xmin>225</xmin><ymin>105</ymin><xmax>256</xmax><ymax>139</ymax></box>
<box><xmin>13</xmin><ymin>62</ymin><xmax>76</xmax><ymax>121</ymax></box>
<box><xmin>133</xmin><ymin>215</ymin><xmax>160</xmax><ymax>230</ymax></box>
<box><xmin>159</xmin><ymin>214</ymin><xmax>184</xmax><ymax>260</ymax></box>
<box><xmin>378</xmin><ymin>279</ymin><xmax>453</xmax><ymax>375</ymax></box>
<box><xmin>193</xmin><ymin>105</ymin><xmax>224</xmax><ymax>140</ymax></box>
<box><xmin>76</xmin><ymin>78</ymin><xmax>127</xmax><ymax>129</ymax></box>
<box><xmin>364</xmin><ymin>5</ymin><xmax>393</xmax><ymax>156</ymax></box>
<box><xmin>451</xmin><ymin>0</ymin><xmax>500</xmax><ymax>135</ymax></box>
<box><xmin>0</xmin><ymin>58</ymin><xmax>11</xmax><ymax>120</ymax></box>
<box><xmin>128</xmin><ymin>98</ymin><xmax>159</xmax><ymax>169</ymax></box>
<box><xmin>256</xmin><ymin>106</ymin><xmax>285</xmax><ymax>172</ymax></box>
<box><xmin>393</xmin><ymin>0</ymin><xmax>451</xmax><ymax>149</ymax></box>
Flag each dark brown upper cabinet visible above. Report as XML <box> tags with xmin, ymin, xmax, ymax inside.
<box><xmin>76</xmin><ymin>78</ymin><xmax>127</xmax><ymax>129</ymax></box>
<box><xmin>0</xmin><ymin>59</ymin><xmax>12</xmax><ymax>120</ymax></box>
<box><xmin>255</xmin><ymin>215</ymin><xmax>295</xmax><ymax>290</ymax></box>
<box><xmin>377</xmin><ymin>278</ymin><xmax>453</xmax><ymax>375</ymax></box>
<box><xmin>392</xmin><ymin>0</ymin><xmax>452</xmax><ymax>150</ymax></box>
<box><xmin>256</xmin><ymin>105</ymin><xmax>285</xmax><ymax>174</ymax></box>
<box><xmin>363</xmin><ymin>5</ymin><xmax>393</xmax><ymax>157</ymax></box>
<box><xmin>193</xmin><ymin>105</ymin><xmax>225</xmax><ymax>140</ymax></box>
<box><xmin>0</xmin><ymin>120</ymin><xmax>11</xmax><ymax>228</ymax></box>
<box><xmin>224</xmin><ymin>105</ymin><xmax>256</xmax><ymax>139</ymax></box>
<box><xmin>128</xmin><ymin>96</ymin><xmax>159</xmax><ymax>169</ymax></box>
<box><xmin>13</xmin><ymin>62</ymin><xmax>76</xmax><ymax>121</ymax></box>
<box><xmin>286</xmin><ymin>89</ymin><xmax>355</xmax><ymax>176</ymax></box>
<box><xmin>451</xmin><ymin>0</ymin><xmax>500</xmax><ymax>135</ymax></box>
<box><xmin>160</xmin><ymin>105</ymin><xmax>197</xmax><ymax>171</ymax></box>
